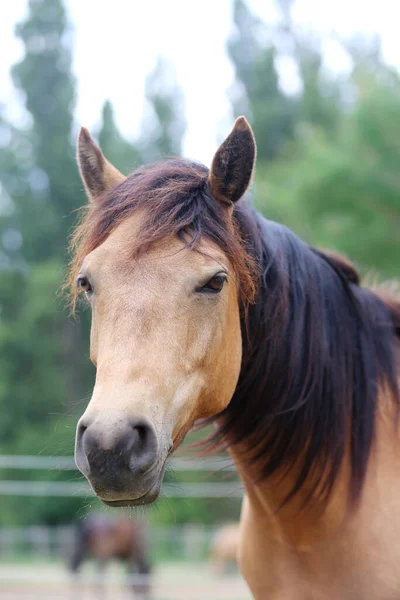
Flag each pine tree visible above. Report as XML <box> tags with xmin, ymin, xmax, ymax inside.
<box><xmin>228</xmin><ymin>0</ymin><xmax>297</xmax><ymax>161</ymax></box>
<box><xmin>141</xmin><ymin>57</ymin><xmax>186</xmax><ymax>160</ymax></box>
<box><xmin>12</xmin><ymin>0</ymin><xmax>80</xmax><ymax>262</ymax></box>
<box><xmin>98</xmin><ymin>100</ymin><xmax>142</xmax><ymax>174</ymax></box>
<box><xmin>275</xmin><ymin>0</ymin><xmax>342</xmax><ymax>134</ymax></box>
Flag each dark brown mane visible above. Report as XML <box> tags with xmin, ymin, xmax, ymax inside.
<box><xmin>69</xmin><ymin>157</ymin><xmax>400</xmax><ymax>510</ymax></box>
<box><xmin>69</xmin><ymin>159</ymin><xmax>257</xmax><ymax>308</ymax></box>
<box><xmin>215</xmin><ymin>216</ymin><xmax>400</xmax><ymax>509</ymax></box>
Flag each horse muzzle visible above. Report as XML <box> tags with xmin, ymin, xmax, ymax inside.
<box><xmin>75</xmin><ymin>414</ymin><xmax>164</xmax><ymax>505</ymax></box>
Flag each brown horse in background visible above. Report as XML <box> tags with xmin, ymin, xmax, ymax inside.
<box><xmin>69</xmin><ymin>513</ymin><xmax>151</xmax><ymax>599</ymax></box>
<box><xmin>69</xmin><ymin>117</ymin><xmax>400</xmax><ymax>599</ymax></box>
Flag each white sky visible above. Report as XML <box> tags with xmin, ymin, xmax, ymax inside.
<box><xmin>1</xmin><ymin>0</ymin><xmax>400</xmax><ymax>166</ymax></box>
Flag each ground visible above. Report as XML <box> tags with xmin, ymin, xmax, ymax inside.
<box><xmin>0</xmin><ymin>561</ymin><xmax>252</xmax><ymax>599</ymax></box>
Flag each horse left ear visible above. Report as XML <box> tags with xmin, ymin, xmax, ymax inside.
<box><xmin>208</xmin><ymin>116</ymin><xmax>256</xmax><ymax>206</ymax></box>
<box><xmin>77</xmin><ymin>127</ymin><xmax>126</xmax><ymax>202</ymax></box>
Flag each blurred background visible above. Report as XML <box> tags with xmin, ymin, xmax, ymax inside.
<box><xmin>0</xmin><ymin>0</ymin><xmax>399</xmax><ymax>598</ymax></box>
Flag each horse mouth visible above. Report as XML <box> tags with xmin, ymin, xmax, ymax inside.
<box><xmin>96</xmin><ymin>466</ymin><xmax>164</xmax><ymax>507</ymax></box>
<box><xmin>99</xmin><ymin>482</ymin><xmax>161</xmax><ymax>508</ymax></box>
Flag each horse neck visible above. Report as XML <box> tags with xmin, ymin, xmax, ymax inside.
<box><xmin>225</xmin><ymin>209</ymin><xmax>400</xmax><ymax>547</ymax></box>
<box><xmin>229</xmin><ymin>443</ymin><xmax>350</xmax><ymax>550</ymax></box>
<box><xmin>229</xmin><ymin>387</ymin><xmax>400</xmax><ymax>551</ymax></box>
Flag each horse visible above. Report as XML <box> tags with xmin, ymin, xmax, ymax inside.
<box><xmin>68</xmin><ymin>513</ymin><xmax>151</xmax><ymax>598</ymax></box>
<box><xmin>210</xmin><ymin>523</ymin><xmax>240</xmax><ymax>574</ymax></box>
<box><xmin>68</xmin><ymin>116</ymin><xmax>400</xmax><ymax>599</ymax></box>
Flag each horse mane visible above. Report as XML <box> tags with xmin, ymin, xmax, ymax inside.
<box><xmin>216</xmin><ymin>210</ymin><xmax>400</xmax><ymax>509</ymax></box>
<box><xmin>69</xmin><ymin>158</ymin><xmax>400</xmax><ymax>509</ymax></box>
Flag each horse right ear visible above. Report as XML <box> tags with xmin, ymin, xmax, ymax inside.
<box><xmin>77</xmin><ymin>127</ymin><xmax>126</xmax><ymax>202</ymax></box>
<box><xmin>208</xmin><ymin>116</ymin><xmax>256</xmax><ymax>206</ymax></box>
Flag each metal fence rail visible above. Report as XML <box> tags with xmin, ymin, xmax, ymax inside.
<box><xmin>0</xmin><ymin>480</ymin><xmax>243</xmax><ymax>498</ymax></box>
<box><xmin>0</xmin><ymin>454</ymin><xmax>241</xmax><ymax>498</ymax></box>
<box><xmin>0</xmin><ymin>454</ymin><xmax>237</xmax><ymax>471</ymax></box>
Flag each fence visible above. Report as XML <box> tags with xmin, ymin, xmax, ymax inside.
<box><xmin>0</xmin><ymin>455</ymin><xmax>237</xmax><ymax>471</ymax></box>
<box><xmin>0</xmin><ymin>523</ymin><xmax>217</xmax><ymax>562</ymax></box>
<box><xmin>0</xmin><ymin>454</ymin><xmax>242</xmax><ymax>498</ymax></box>
<box><xmin>0</xmin><ymin>457</ymin><xmax>250</xmax><ymax>599</ymax></box>
<box><xmin>0</xmin><ymin>523</ymin><xmax>251</xmax><ymax>600</ymax></box>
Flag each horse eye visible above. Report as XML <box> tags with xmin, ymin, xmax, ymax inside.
<box><xmin>199</xmin><ymin>273</ymin><xmax>228</xmax><ymax>294</ymax></box>
<box><xmin>77</xmin><ymin>276</ymin><xmax>92</xmax><ymax>294</ymax></box>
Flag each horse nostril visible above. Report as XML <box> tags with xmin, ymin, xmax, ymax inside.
<box><xmin>75</xmin><ymin>416</ymin><xmax>158</xmax><ymax>484</ymax></box>
<box><xmin>75</xmin><ymin>419</ymin><xmax>91</xmax><ymax>476</ymax></box>
<box><xmin>134</xmin><ymin>425</ymin><xmax>148</xmax><ymax>451</ymax></box>
<box><xmin>128</xmin><ymin>420</ymin><xmax>158</xmax><ymax>473</ymax></box>
<box><xmin>77</xmin><ymin>421</ymin><xmax>87</xmax><ymax>440</ymax></box>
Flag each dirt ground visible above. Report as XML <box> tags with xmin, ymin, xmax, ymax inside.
<box><xmin>0</xmin><ymin>561</ymin><xmax>252</xmax><ymax>600</ymax></box>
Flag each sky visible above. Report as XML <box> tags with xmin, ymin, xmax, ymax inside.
<box><xmin>1</xmin><ymin>0</ymin><xmax>400</xmax><ymax>166</ymax></box>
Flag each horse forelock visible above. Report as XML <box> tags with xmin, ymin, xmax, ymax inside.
<box><xmin>68</xmin><ymin>158</ymin><xmax>258</xmax><ymax>311</ymax></box>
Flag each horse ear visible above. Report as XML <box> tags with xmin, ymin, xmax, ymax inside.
<box><xmin>208</xmin><ymin>116</ymin><xmax>256</xmax><ymax>206</ymax></box>
<box><xmin>77</xmin><ymin>127</ymin><xmax>126</xmax><ymax>201</ymax></box>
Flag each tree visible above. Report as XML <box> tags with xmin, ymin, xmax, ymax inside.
<box><xmin>0</xmin><ymin>0</ymin><xmax>94</xmax><ymax>526</ymax></box>
<box><xmin>98</xmin><ymin>100</ymin><xmax>142</xmax><ymax>175</ymax></box>
<box><xmin>275</xmin><ymin>0</ymin><xmax>343</xmax><ymax>135</ymax></box>
<box><xmin>295</xmin><ymin>38</ymin><xmax>342</xmax><ymax>134</ymax></box>
<box><xmin>11</xmin><ymin>0</ymin><xmax>80</xmax><ymax>263</ymax></box>
<box><xmin>0</xmin><ymin>114</ymin><xmax>30</xmax><ymax>270</ymax></box>
<box><xmin>228</xmin><ymin>0</ymin><xmax>297</xmax><ymax>161</ymax></box>
<box><xmin>256</xmin><ymin>58</ymin><xmax>400</xmax><ymax>279</ymax></box>
<box><xmin>140</xmin><ymin>57</ymin><xmax>186</xmax><ymax>161</ymax></box>
<box><xmin>227</xmin><ymin>0</ymin><xmax>345</xmax><ymax>160</ymax></box>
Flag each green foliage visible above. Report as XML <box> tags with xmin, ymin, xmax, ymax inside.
<box><xmin>228</xmin><ymin>2</ymin><xmax>399</xmax><ymax>279</ymax></box>
<box><xmin>0</xmin><ymin>0</ymin><xmax>93</xmax><ymax>525</ymax></box>
<box><xmin>141</xmin><ymin>57</ymin><xmax>186</xmax><ymax>160</ymax></box>
<box><xmin>255</xmin><ymin>63</ymin><xmax>400</xmax><ymax>278</ymax></box>
<box><xmin>228</xmin><ymin>0</ymin><xmax>297</xmax><ymax>160</ymax></box>
<box><xmin>98</xmin><ymin>101</ymin><xmax>142</xmax><ymax>174</ymax></box>
<box><xmin>295</xmin><ymin>39</ymin><xmax>343</xmax><ymax>133</ymax></box>
<box><xmin>228</xmin><ymin>0</ymin><xmax>344</xmax><ymax>158</ymax></box>
<box><xmin>0</xmin><ymin>263</ymin><xmax>64</xmax><ymax>446</ymax></box>
<box><xmin>11</xmin><ymin>0</ymin><xmax>80</xmax><ymax>262</ymax></box>
<box><xmin>0</xmin><ymin>0</ymin><xmax>399</xmax><ymax>530</ymax></box>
